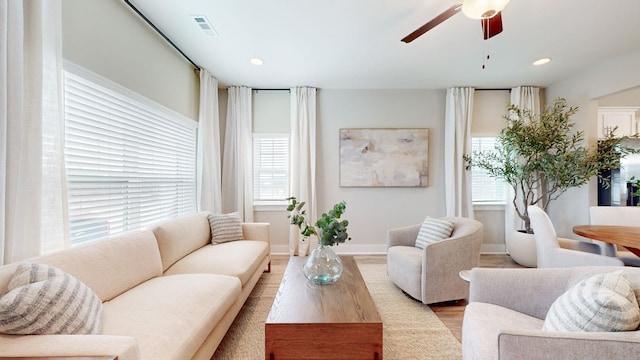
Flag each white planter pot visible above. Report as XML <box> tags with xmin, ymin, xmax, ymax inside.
<box><xmin>506</xmin><ymin>231</ymin><xmax>537</xmax><ymax>267</ymax></box>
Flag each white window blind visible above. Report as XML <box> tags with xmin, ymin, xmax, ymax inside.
<box><xmin>63</xmin><ymin>69</ymin><xmax>197</xmax><ymax>245</ymax></box>
<box><xmin>471</xmin><ymin>137</ymin><xmax>507</xmax><ymax>204</ymax></box>
<box><xmin>253</xmin><ymin>134</ymin><xmax>289</xmax><ymax>202</ymax></box>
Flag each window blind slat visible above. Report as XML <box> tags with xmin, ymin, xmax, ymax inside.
<box><xmin>253</xmin><ymin>135</ymin><xmax>289</xmax><ymax>201</ymax></box>
<box><xmin>64</xmin><ymin>69</ymin><xmax>197</xmax><ymax>245</ymax></box>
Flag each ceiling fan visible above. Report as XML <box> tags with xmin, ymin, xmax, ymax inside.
<box><xmin>401</xmin><ymin>0</ymin><xmax>510</xmax><ymax>43</ymax></box>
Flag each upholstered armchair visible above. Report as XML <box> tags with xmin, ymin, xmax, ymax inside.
<box><xmin>386</xmin><ymin>217</ymin><xmax>483</xmax><ymax>304</ymax></box>
<box><xmin>462</xmin><ymin>267</ymin><xmax>640</xmax><ymax>360</ymax></box>
<box><xmin>528</xmin><ymin>205</ymin><xmax>623</xmax><ymax>267</ymax></box>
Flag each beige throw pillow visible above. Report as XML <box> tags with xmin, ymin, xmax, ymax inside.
<box><xmin>208</xmin><ymin>212</ymin><xmax>244</xmax><ymax>244</ymax></box>
<box><xmin>415</xmin><ymin>217</ymin><xmax>454</xmax><ymax>250</ymax></box>
<box><xmin>543</xmin><ymin>270</ymin><xmax>640</xmax><ymax>332</ymax></box>
<box><xmin>0</xmin><ymin>263</ymin><xmax>103</xmax><ymax>335</ymax></box>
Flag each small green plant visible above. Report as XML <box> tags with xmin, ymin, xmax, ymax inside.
<box><xmin>286</xmin><ymin>196</ymin><xmax>351</xmax><ymax>246</ymax></box>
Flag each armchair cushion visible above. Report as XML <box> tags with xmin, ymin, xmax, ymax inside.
<box><xmin>415</xmin><ymin>217</ymin><xmax>454</xmax><ymax>250</ymax></box>
<box><xmin>208</xmin><ymin>212</ymin><xmax>244</xmax><ymax>244</ymax></box>
<box><xmin>543</xmin><ymin>270</ymin><xmax>640</xmax><ymax>332</ymax></box>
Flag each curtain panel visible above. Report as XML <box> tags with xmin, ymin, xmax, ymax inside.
<box><xmin>1</xmin><ymin>0</ymin><xmax>67</xmax><ymax>264</ymax></box>
<box><xmin>289</xmin><ymin>87</ymin><xmax>317</xmax><ymax>256</ymax></box>
<box><xmin>197</xmin><ymin>69</ymin><xmax>222</xmax><ymax>213</ymax></box>
<box><xmin>222</xmin><ymin>86</ymin><xmax>253</xmax><ymax>222</ymax></box>
<box><xmin>444</xmin><ymin>87</ymin><xmax>475</xmax><ymax>218</ymax></box>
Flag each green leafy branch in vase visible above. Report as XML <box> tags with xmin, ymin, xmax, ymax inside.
<box><xmin>286</xmin><ymin>196</ymin><xmax>351</xmax><ymax>246</ymax></box>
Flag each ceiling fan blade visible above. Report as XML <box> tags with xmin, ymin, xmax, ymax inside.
<box><xmin>401</xmin><ymin>2</ymin><xmax>463</xmax><ymax>43</ymax></box>
<box><xmin>481</xmin><ymin>11</ymin><xmax>503</xmax><ymax>40</ymax></box>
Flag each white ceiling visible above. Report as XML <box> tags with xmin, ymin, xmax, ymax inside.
<box><xmin>130</xmin><ymin>0</ymin><xmax>640</xmax><ymax>90</ymax></box>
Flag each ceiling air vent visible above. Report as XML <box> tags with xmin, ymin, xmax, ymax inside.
<box><xmin>191</xmin><ymin>15</ymin><xmax>218</xmax><ymax>36</ymax></box>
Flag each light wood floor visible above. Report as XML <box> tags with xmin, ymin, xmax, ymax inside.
<box><xmin>270</xmin><ymin>253</ymin><xmax>523</xmax><ymax>343</ymax></box>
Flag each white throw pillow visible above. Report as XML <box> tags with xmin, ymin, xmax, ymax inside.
<box><xmin>543</xmin><ymin>270</ymin><xmax>640</xmax><ymax>332</ymax></box>
<box><xmin>0</xmin><ymin>263</ymin><xmax>103</xmax><ymax>335</ymax></box>
<box><xmin>415</xmin><ymin>217</ymin><xmax>454</xmax><ymax>250</ymax></box>
<box><xmin>208</xmin><ymin>212</ymin><xmax>244</xmax><ymax>244</ymax></box>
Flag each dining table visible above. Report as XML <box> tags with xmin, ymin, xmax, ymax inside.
<box><xmin>573</xmin><ymin>225</ymin><xmax>640</xmax><ymax>257</ymax></box>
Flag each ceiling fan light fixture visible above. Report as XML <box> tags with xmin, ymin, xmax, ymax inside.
<box><xmin>533</xmin><ymin>57</ymin><xmax>551</xmax><ymax>66</ymax></box>
<box><xmin>250</xmin><ymin>58</ymin><xmax>264</xmax><ymax>66</ymax></box>
<box><xmin>462</xmin><ymin>0</ymin><xmax>510</xmax><ymax>19</ymax></box>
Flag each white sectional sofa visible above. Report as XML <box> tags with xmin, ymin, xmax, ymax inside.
<box><xmin>0</xmin><ymin>212</ymin><xmax>270</xmax><ymax>360</ymax></box>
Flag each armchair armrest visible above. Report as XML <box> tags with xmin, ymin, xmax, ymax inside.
<box><xmin>386</xmin><ymin>224</ymin><xmax>420</xmax><ymax>248</ymax></box>
<box><xmin>498</xmin><ymin>328</ymin><xmax>640</xmax><ymax>359</ymax></box>
<box><xmin>0</xmin><ymin>334</ymin><xmax>140</xmax><ymax>360</ymax></box>
<box><xmin>420</xmin><ymin>231</ymin><xmax>481</xmax><ymax>303</ymax></box>
<box><xmin>242</xmin><ymin>222</ymin><xmax>271</xmax><ymax>244</ymax></box>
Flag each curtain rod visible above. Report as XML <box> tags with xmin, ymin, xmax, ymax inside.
<box><xmin>124</xmin><ymin>0</ymin><xmax>201</xmax><ymax>72</ymax></box>
<box><xmin>254</xmin><ymin>89</ymin><xmax>290</xmax><ymax>92</ymax></box>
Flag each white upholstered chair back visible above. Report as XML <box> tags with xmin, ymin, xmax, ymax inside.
<box><xmin>528</xmin><ymin>205</ymin><xmax>623</xmax><ymax>268</ymax></box>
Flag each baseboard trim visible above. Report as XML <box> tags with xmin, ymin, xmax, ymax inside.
<box><xmin>481</xmin><ymin>244</ymin><xmax>507</xmax><ymax>254</ymax></box>
<box><xmin>270</xmin><ymin>244</ymin><xmax>388</xmax><ymax>255</ymax></box>
<box><xmin>273</xmin><ymin>244</ymin><xmax>507</xmax><ymax>255</ymax></box>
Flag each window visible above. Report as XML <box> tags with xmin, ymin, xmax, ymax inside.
<box><xmin>253</xmin><ymin>134</ymin><xmax>289</xmax><ymax>202</ymax></box>
<box><xmin>471</xmin><ymin>137</ymin><xmax>507</xmax><ymax>204</ymax></box>
<box><xmin>63</xmin><ymin>65</ymin><xmax>197</xmax><ymax>245</ymax></box>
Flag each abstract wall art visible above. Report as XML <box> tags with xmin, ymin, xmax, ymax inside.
<box><xmin>339</xmin><ymin>128</ymin><xmax>429</xmax><ymax>187</ymax></box>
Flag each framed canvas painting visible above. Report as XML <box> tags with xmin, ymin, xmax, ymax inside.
<box><xmin>339</xmin><ymin>128</ymin><xmax>429</xmax><ymax>187</ymax></box>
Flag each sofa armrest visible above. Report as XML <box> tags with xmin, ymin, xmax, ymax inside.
<box><xmin>387</xmin><ymin>224</ymin><xmax>421</xmax><ymax>249</ymax></box>
<box><xmin>469</xmin><ymin>267</ymin><xmax>625</xmax><ymax>320</ymax></box>
<box><xmin>242</xmin><ymin>222</ymin><xmax>270</xmax><ymax>244</ymax></box>
<box><xmin>497</xmin><ymin>328</ymin><xmax>640</xmax><ymax>360</ymax></box>
<box><xmin>0</xmin><ymin>334</ymin><xmax>140</xmax><ymax>360</ymax></box>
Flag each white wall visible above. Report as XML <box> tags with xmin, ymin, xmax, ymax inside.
<box><xmin>62</xmin><ymin>0</ymin><xmax>198</xmax><ymax>120</ymax></box>
<box><xmin>314</xmin><ymin>90</ymin><xmax>447</xmax><ymax>254</ymax></box>
<box><xmin>546</xmin><ymin>50</ymin><xmax>640</xmax><ymax>238</ymax></box>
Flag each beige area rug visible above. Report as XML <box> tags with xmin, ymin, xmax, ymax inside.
<box><xmin>212</xmin><ymin>260</ymin><xmax>462</xmax><ymax>360</ymax></box>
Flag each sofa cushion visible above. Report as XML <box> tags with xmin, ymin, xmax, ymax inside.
<box><xmin>101</xmin><ymin>273</ymin><xmax>241</xmax><ymax>360</ymax></box>
<box><xmin>150</xmin><ymin>212</ymin><xmax>212</xmax><ymax>271</ymax></box>
<box><xmin>462</xmin><ymin>302</ymin><xmax>544</xmax><ymax>360</ymax></box>
<box><xmin>0</xmin><ymin>263</ymin><xmax>102</xmax><ymax>335</ymax></box>
<box><xmin>208</xmin><ymin>212</ymin><xmax>244</xmax><ymax>244</ymax></box>
<box><xmin>163</xmin><ymin>240</ymin><xmax>268</xmax><ymax>286</ymax></box>
<box><xmin>543</xmin><ymin>270</ymin><xmax>640</xmax><ymax>332</ymax></box>
<box><xmin>415</xmin><ymin>217</ymin><xmax>454</xmax><ymax>249</ymax></box>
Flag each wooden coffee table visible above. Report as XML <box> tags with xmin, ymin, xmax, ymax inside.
<box><xmin>265</xmin><ymin>255</ymin><xmax>383</xmax><ymax>360</ymax></box>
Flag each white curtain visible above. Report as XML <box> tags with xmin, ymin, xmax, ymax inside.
<box><xmin>196</xmin><ymin>69</ymin><xmax>222</xmax><ymax>213</ymax></box>
<box><xmin>1</xmin><ymin>0</ymin><xmax>67</xmax><ymax>264</ymax></box>
<box><xmin>505</xmin><ymin>86</ymin><xmax>540</xmax><ymax>236</ymax></box>
<box><xmin>222</xmin><ymin>86</ymin><xmax>253</xmax><ymax>222</ymax></box>
<box><xmin>444</xmin><ymin>87</ymin><xmax>475</xmax><ymax>218</ymax></box>
<box><xmin>289</xmin><ymin>87</ymin><xmax>317</xmax><ymax>256</ymax></box>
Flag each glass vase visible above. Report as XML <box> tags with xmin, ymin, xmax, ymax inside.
<box><xmin>302</xmin><ymin>244</ymin><xmax>343</xmax><ymax>284</ymax></box>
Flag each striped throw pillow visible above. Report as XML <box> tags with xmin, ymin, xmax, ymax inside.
<box><xmin>0</xmin><ymin>263</ymin><xmax>103</xmax><ymax>335</ymax></box>
<box><xmin>208</xmin><ymin>212</ymin><xmax>244</xmax><ymax>244</ymax></box>
<box><xmin>543</xmin><ymin>270</ymin><xmax>640</xmax><ymax>332</ymax></box>
<box><xmin>415</xmin><ymin>217</ymin><xmax>454</xmax><ymax>250</ymax></box>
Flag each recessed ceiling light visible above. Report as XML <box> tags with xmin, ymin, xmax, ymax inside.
<box><xmin>250</xmin><ymin>58</ymin><xmax>264</xmax><ymax>66</ymax></box>
<box><xmin>533</xmin><ymin>58</ymin><xmax>551</xmax><ymax>66</ymax></box>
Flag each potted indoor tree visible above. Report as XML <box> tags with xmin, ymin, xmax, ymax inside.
<box><xmin>466</xmin><ymin>97</ymin><xmax>637</xmax><ymax>266</ymax></box>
